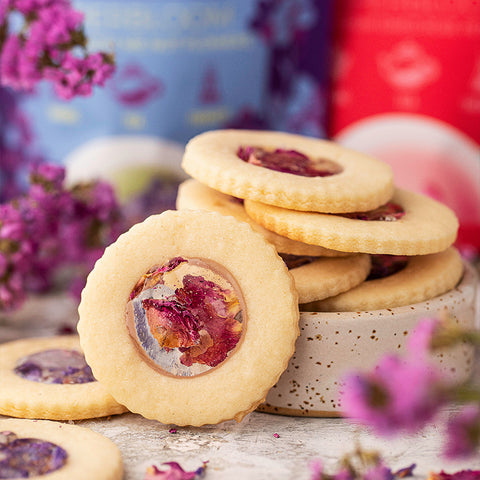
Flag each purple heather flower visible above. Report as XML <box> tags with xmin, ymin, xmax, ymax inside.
<box><xmin>335</xmin><ymin>470</ymin><xmax>355</xmax><ymax>480</ymax></box>
<box><xmin>340</xmin><ymin>354</ymin><xmax>445</xmax><ymax>436</ymax></box>
<box><xmin>0</xmin><ymin>203</ymin><xmax>24</xmax><ymax>242</ymax></box>
<box><xmin>407</xmin><ymin>317</ymin><xmax>439</xmax><ymax>357</ymax></box>
<box><xmin>1</xmin><ymin>32</ymin><xmax>43</xmax><ymax>91</ymax></box>
<box><xmin>51</xmin><ymin>66</ymin><xmax>91</xmax><ymax>99</ymax></box>
<box><xmin>363</xmin><ymin>464</ymin><xmax>395</xmax><ymax>480</ymax></box>
<box><xmin>309</xmin><ymin>460</ymin><xmax>325</xmax><ymax>480</ymax></box>
<box><xmin>86</xmin><ymin>52</ymin><xmax>115</xmax><ymax>86</ymax></box>
<box><xmin>18</xmin><ymin>52</ymin><xmax>42</xmax><ymax>91</ymax></box>
<box><xmin>0</xmin><ymin>162</ymin><xmax>122</xmax><ymax>310</ymax></box>
<box><xmin>0</xmin><ymin>253</ymin><xmax>7</xmax><ymax>277</ymax></box>
<box><xmin>443</xmin><ymin>404</ymin><xmax>480</xmax><ymax>459</ymax></box>
<box><xmin>30</xmin><ymin>162</ymin><xmax>65</xmax><ymax>189</ymax></box>
<box><xmin>10</xmin><ymin>0</ymin><xmax>36</xmax><ymax>14</ymax></box>
<box><xmin>0</xmin><ymin>35</ymin><xmax>22</xmax><ymax>88</ymax></box>
<box><xmin>12</xmin><ymin>0</ymin><xmax>61</xmax><ymax>15</ymax></box>
<box><xmin>27</xmin><ymin>21</ymin><xmax>48</xmax><ymax>53</ymax></box>
<box><xmin>0</xmin><ymin>0</ymin><xmax>9</xmax><ymax>23</ymax></box>
<box><xmin>309</xmin><ymin>456</ymin><xmax>415</xmax><ymax>480</ymax></box>
<box><xmin>36</xmin><ymin>4</ymin><xmax>83</xmax><ymax>46</ymax></box>
<box><xmin>1</xmin><ymin>0</ymin><xmax>114</xmax><ymax>98</ymax></box>
<box><xmin>144</xmin><ymin>462</ymin><xmax>207</xmax><ymax>480</ymax></box>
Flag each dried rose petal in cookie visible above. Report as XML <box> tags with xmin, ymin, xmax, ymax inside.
<box><xmin>14</xmin><ymin>349</ymin><xmax>95</xmax><ymax>385</ymax></box>
<box><xmin>341</xmin><ymin>202</ymin><xmax>405</xmax><ymax>221</ymax></box>
<box><xmin>237</xmin><ymin>146</ymin><xmax>343</xmax><ymax>177</ymax></box>
<box><xmin>279</xmin><ymin>253</ymin><xmax>317</xmax><ymax>270</ymax></box>
<box><xmin>126</xmin><ymin>257</ymin><xmax>244</xmax><ymax>376</ymax></box>
<box><xmin>0</xmin><ymin>431</ymin><xmax>68</xmax><ymax>477</ymax></box>
<box><xmin>367</xmin><ymin>255</ymin><xmax>408</xmax><ymax>280</ymax></box>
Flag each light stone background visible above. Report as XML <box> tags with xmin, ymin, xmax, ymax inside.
<box><xmin>76</xmin><ymin>407</ymin><xmax>480</xmax><ymax>479</ymax></box>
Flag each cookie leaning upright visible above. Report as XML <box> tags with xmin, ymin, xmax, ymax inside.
<box><xmin>181</xmin><ymin>129</ymin><xmax>394</xmax><ymax>213</ymax></box>
<box><xmin>78</xmin><ymin>209</ymin><xmax>299</xmax><ymax>427</ymax></box>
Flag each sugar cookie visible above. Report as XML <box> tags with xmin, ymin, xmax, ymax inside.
<box><xmin>78</xmin><ymin>210</ymin><xmax>299</xmax><ymax>426</ymax></box>
<box><xmin>244</xmin><ymin>189</ymin><xmax>459</xmax><ymax>255</ymax></box>
<box><xmin>0</xmin><ymin>336</ymin><xmax>127</xmax><ymax>420</ymax></box>
<box><xmin>0</xmin><ymin>418</ymin><xmax>123</xmax><ymax>479</ymax></box>
<box><xmin>302</xmin><ymin>247</ymin><xmax>463</xmax><ymax>312</ymax></box>
<box><xmin>176</xmin><ymin>179</ymin><xmax>346</xmax><ymax>257</ymax></box>
<box><xmin>181</xmin><ymin>129</ymin><xmax>394</xmax><ymax>213</ymax></box>
<box><xmin>284</xmin><ymin>253</ymin><xmax>371</xmax><ymax>304</ymax></box>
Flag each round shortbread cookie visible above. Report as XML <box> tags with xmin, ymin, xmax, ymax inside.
<box><xmin>78</xmin><ymin>210</ymin><xmax>299</xmax><ymax>426</ymax></box>
<box><xmin>0</xmin><ymin>418</ymin><xmax>123</xmax><ymax>480</ymax></box>
<box><xmin>302</xmin><ymin>247</ymin><xmax>463</xmax><ymax>312</ymax></box>
<box><xmin>287</xmin><ymin>253</ymin><xmax>371</xmax><ymax>304</ymax></box>
<box><xmin>0</xmin><ymin>336</ymin><xmax>127</xmax><ymax>420</ymax></box>
<box><xmin>244</xmin><ymin>188</ymin><xmax>459</xmax><ymax>255</ymax></box>
<box><xmin>181</xmin><ymin>129</ymin><xmax>394</xmax><ymax>213</ymax></box>
<box><xmin>176</xmin><ymin>179</ymin><xmax>346</xmax><ymax>257</ymax></box>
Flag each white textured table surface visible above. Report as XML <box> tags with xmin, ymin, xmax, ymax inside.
<box><xmin>59</xmin><ymin>409</ymin><xmax>479</xmax><ymax>479</ymax></box>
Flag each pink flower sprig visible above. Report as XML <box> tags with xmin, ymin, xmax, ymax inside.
<box><xmin>309</xmin><ymin>448</ymin><xmax>480</xmax><ymax>480</ymax></box>
<box><xmin>340</xmin><ymin>317</ymin><xmax>480</xmax><ymax>460</ymax></box>
<box><xmin>443</xmin><ymin>404</ymin><xmax>480</xmax><ymax>460</ymax></box>
<box><xmin>0</xmin><ymin>0</ymin><xmax>115</xmax><ymax>99</ymax></box>
<box><xmin>309</xmin><ymin>445</ymin><xmax>415</xmax><ymax>480</ymax></box>
<box><xmin>0</xmin><ymin>162</ymin><xmax>122</xmax><ymax>311</ymax></box>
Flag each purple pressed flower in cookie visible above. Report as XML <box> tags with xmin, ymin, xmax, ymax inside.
<box><xmin>341</xmin><ymin>202</ymin><xmax>405</xmax><ymax>221</ymax></box>
<box><xmin>0</xmin><ymin>431</ymin><xmax>68</xmax><ymax>478</ymax></box>
<box><xmin>237</xmin><ymin>146</ymin><xmax>343</xmax><ymax>177</ymax></box>
<box><xmin>14</xmin><ymin>349</ymin><xmax>96</xmax><ymax>384</ymax></box>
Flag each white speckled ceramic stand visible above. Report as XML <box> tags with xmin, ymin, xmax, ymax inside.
<box><xmin>259</xmin><ymin>262</ymin><xmax>478</xmax><ymax>417</ymax></box>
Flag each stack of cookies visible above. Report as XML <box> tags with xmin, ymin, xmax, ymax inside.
<box><xmin>179</xmin><ymin>129</ymin><xmax>476</xmax><ymax>417</ymax></box>
<box><xmin>179</xmin><ymin>129</ymin><xmax>463</xmax><ymax>312</ymax></box>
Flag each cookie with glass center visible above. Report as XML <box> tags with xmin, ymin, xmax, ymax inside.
<box><xmin>78</xmin><ymin>209</ymin><xmax>299</xmax><ymax>426</ymax></box>
<box><xmin>302</xmin><ymin>247</ymin><xmax>463</xmax><ymax>312</ymax></box>
<box><xmin>245</xmin><ymin>189</ymin><xmax>459</xmax><ymax>256</ymax></box>
<box><xmin>0</xmin><ymin>418</ymin><xmax>123</xmax><ymax>480</ymax></box>
<box><xmin>0</xmin><ymin>336</ymin><xmax>128</xmax><ymax>420</ymax></box>
<box><xmin>176</xmin><ymin>179</ymin><xmax>347</xmax><ymax>257</ymax></box>
<box><xmin>181</xmin><ymin>129</ymin><xmax>394</xmax><ymax>213</ymax></box>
